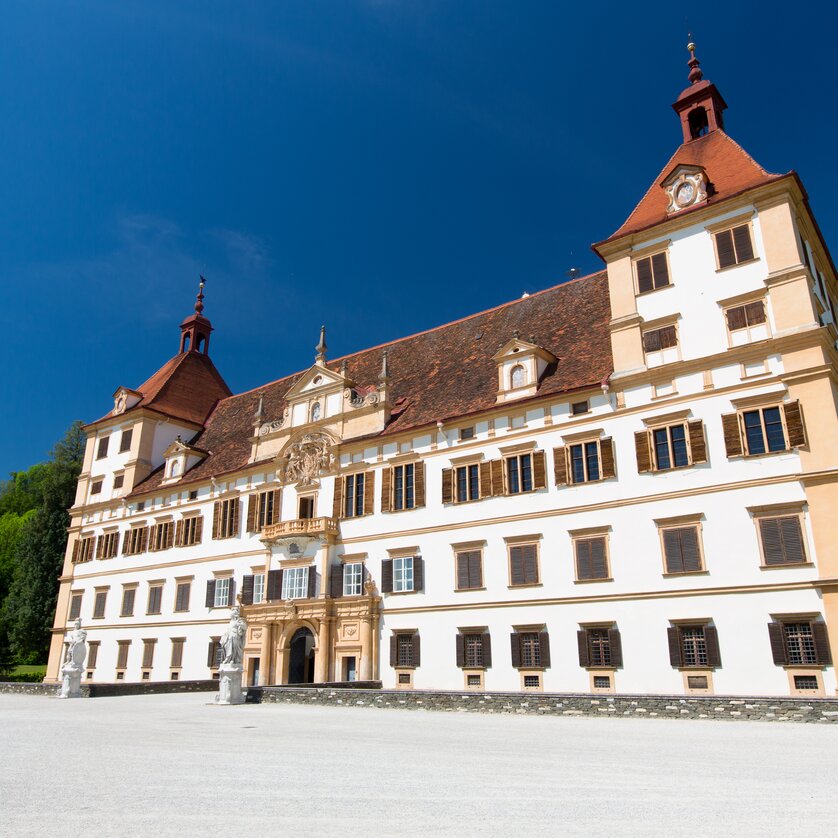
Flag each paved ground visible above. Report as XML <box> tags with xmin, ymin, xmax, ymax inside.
<box><xmin>2</xmin><ymin>693</ymin><xmax>837</xmax><ymax>837</ymax></box>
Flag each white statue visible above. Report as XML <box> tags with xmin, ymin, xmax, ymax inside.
<box><xmin>58</xmin><ymin>618</ymin><xmax>87</xmax><ymax>699</ymax></box>
<box><xmin>220</xmin><ymin>606</ymin><xmax>246</xmax><ymax>666</ymax></box>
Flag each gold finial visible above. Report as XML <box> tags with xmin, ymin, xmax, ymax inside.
<box><xmin>195</xmin><ymin>275</ymin><xmax>206</xmax><ymax>315</ymax></box>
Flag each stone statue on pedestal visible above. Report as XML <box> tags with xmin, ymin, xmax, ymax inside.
<box><xmin>58</xmin><ymin>619</ymin><xmax>87</xmax><ymax>699</ymax></box>
<box><xmin>217</xmin><ymin>605</ymin><xmax>247</xmax><ymax>705</ymax></box>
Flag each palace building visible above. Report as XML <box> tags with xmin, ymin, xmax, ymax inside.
<box><xmin>46</xmin><ymin>45</ymin><xmax>838</xmax><ymax>698</ymax></box>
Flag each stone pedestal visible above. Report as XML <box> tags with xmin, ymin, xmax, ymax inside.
<box><xmin>58</xmin><ymin>664</ymin><xmax>83</xmax><ymax>699</ymax></box>
<box><xmin>216</xmin><ymin>664</ymin><xmax>245</xmax><ymax>705</ymax></box>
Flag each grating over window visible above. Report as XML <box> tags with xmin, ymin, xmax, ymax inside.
<box><xmin>398</xmin><ymin>673</ymin><xmax>411</xmax><ymax>684</ymax></box>
<box><xmin>784</xmin><ymin>623</ymin><xmax>817</xmax><ymax>665</ymax></box>
<box><xmin>793</xmin><ymin>675</ymin><xmax>818</xmax><ymax>691</ymax></box>
<box><xmin>520</xmin><ymin>633</ymin><xmax>541</xmax><ymax>668</ymax></box>
<box><xmin>397</xmin><ymin>634</ymin><xmax>414</xmax><ymax>667</ymax></box>
<box><xmin>680</xmin><ymin>626</ymin><xmax>708</xmax><ymax>667</ymax></box>
<box><xmin>464</xmin><ymin>634</ymin><xmax>484</xmax><ymax>668</ymax></box>
<box><xmin>593</xmin><ymin>675</ymin><xmax>611</xmax><ymax>689</ymax></box>
<box><xmin>523</xmin><ymin>675</ymin><xmax>540</xmax><ymax>688</ymax></box>
<box><xmin>588</xmin><ymin>629</ymin><xmax>612</xmax><ymax>667</ymax></box>
<box><xmin>467</xmin><ymin>674</ymin><xmax>481</xmax><ymax>686</ymax></box>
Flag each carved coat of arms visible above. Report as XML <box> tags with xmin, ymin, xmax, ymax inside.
<box><xmin>278</xmin><ymin>433</ymin><xmax>335</xmax><ymax>485</ymax></box>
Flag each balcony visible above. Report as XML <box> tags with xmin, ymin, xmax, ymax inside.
<box><xmin>261</xmin><ymin>517</ymin><xmax>339</xmax><ymax>542</ymax></box>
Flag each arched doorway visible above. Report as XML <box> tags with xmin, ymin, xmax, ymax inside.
<box><xmin>288</xmin><ymin>627</ymin><xmax>316</xmax><ymax>684</ymax></box>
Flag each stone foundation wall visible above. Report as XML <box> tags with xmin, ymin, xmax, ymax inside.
<box><xmin>249</xmin><ymin>686</ymin><xmax>838</xmax><ymax>723</ymax></box>
<box><xmin>0</xmin><ymin>680</ymin><xmax>215</xmax><ymax>698</ymax></box>
<box><xmin>0</xmin><ymin>681</ymin><xmax>88</xmax><ymax>697</ymax></box>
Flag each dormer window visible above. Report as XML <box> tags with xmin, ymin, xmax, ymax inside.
<box><xmin>310</xmin><ymin>401</ymin><xmax>321</xmax><ymax>422</ymax></box>
<box><xmin>492</xmin><ymin>336</ymin><xmax>556</xmax><ymax>404</ymax></box>
<box><xmin>510</xmin><ymin>365</ymin><xmax>527</xmax><ymax>389</ymax></box>
<box><xmin>169</xmin><ymin>460</ymin><xmax>181</xmax><ymax>478</ymax></box>
<box><xmin>161</xmin><ymin>437</ymin><xmax>208</xmax><ymax>486</ymax></box>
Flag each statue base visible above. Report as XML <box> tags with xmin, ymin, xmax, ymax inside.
<box><xmin>216</xmin><ymin>664</ymin><xmax>245</xmax><ymax>705</ymax></box>
<box><xmin>58</xmin><ymin>664</ymin><xmax>83</xmax><ymax>699</ymax></box>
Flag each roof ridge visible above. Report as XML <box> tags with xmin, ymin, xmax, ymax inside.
<box><xmin>713</xmin><ymin>129</ymin><xmax>778</xmax><ymax>177</ymax></box>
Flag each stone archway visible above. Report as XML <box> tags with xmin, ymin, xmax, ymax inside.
<box><xmin>287</xmin><ymin>627</ymin><xmax>316</xmax><ymax>684</ymax></box>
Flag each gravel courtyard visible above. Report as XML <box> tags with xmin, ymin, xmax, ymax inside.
<box><xmin>2</xmin><ymin>693</ymin><xmax>837</xmax><ymax>837</ymax></box>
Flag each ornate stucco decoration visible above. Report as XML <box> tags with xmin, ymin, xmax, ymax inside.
<box><xmin>663</xmin><ymin>165</ymin><xmax>708</xmax><ymax>214</ymax></box>
<box><xmin>259</xmin><ymin>410</ymin><xmax>288</xmax><ymax>436</ymax></box>
<box><xmin>277</xmin><ymin>432</ymin><xmax>336</xmax><ymax>486</ymax></box>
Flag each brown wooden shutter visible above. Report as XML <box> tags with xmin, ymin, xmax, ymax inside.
<box><xmin>175</xmin><ymin>520</ymin><xmax>183</xmax><ymax>547</ymax></box>
<box><xmin>469</xmin><ymin>551</ymin><xmax>483</xmax><ymax>588</ymax></box>
<box><xmin>205</xmin><ymin>580</ymin><xmax>216</xmax><ymax>608</ymax></box>
<box><xmin>266</xmin><ymin>569</ymin><xmax>282</xmax><ymax>601</ymax></box>
<box><xmin>389</xmin><ymin>635</ymin><xmax>397</xmax><ymax>667</ymax></box>
<box><xmin>414</xmin><ymin>462</ymin><xmax>425</xmax><ymax>508</ymax></box>
<box><xmin>270</xmin><ymin>489</ymin><xmax>282</xmax><ymax>525</ymax></box>
<box><xmin>532</xmin><ymin>450</ymin><xmax>547</xmax><ymax>490</ymax></box>
<box><xmin>726</xmin><ymin>305</ymin><xmax>747</xmax><ymax>331</ymax></box>
<box><xmin>121</xmin><ymin>531</ymin><xmax>130</xmax><ymax>556</ymax></box>
<box><xmin>212</xmin><ymin>501</ymin><xmax>221</xmax><ymax>539</ymax></box>
<box><xmin>411</xmin><ymin>634</ymin><xmax>421</xmax><ymax>667</ymax></box>
<box><xmin>688</xmin><ymin>420</ymin><xmax>707</xmax><ymax>464</ymax></box>
<box><xmin>166</xmin><ymin>523</ymin><xmax>174</xmax><ymax>549</ymax></box>
<box><xmin>380</xmin><ymin>468</ymin><xmax>391</xmax><ymax>513</ymax></box>
<box><xmin>524</xmin><ymin>544</ymin><xmax>538</xmax><ymax>583</ymax></box>
<box><xmin>509</xmin><ymin>547</ymin><xmax>524</xmax><ymax>586</ymax></box>
<box><xmin>634</xmin><ymin>431</ymin><xmax>652</xmax><ymax>473</ymax></box>
<box><xmin>456</xmin><ymin>553</ymin><xmax>470</xmax><ymax>590</ymax></box>
<box><xmin>636</xmin><ymin>257</ymin><xmax>653</xmax><ymax>293</ymax></box>
<box><xmin>332</xmin><ymin>476</ymin><xmax>344</xmax><ymax>519</ymax></box>
<box><xmin>231</xmin><ymin>500</ymin><xmax>240</xmax><ymax>536</ymax></box>
<box><xmin>412</xmin><ymin>556</ymin><xmax>424</xmax><ymax>592</ymax></box>
<box><xmin>195</xmin><ymin>516</ymin><xmax>204</xmax><ymax>542</ymax></box>
<box><xmin>780</xmin><ymin>517</ymin><xmax>805</xmax><ymax>564</ymax></box>
<box><xmin>732</xmin><ymin>224</ymin><xmax>754</xmax><ymax>262</ymax></box>
<box><xmin>140</xmin><ymin>527</ymin><xmax>149</xmax><ymax>552</ymax></box>
<box><xmin>715</xmin><ymin>229</ymin><xmax>736</xmax><ymax>268</ymax></box>
<box><xmin>812</xmin><ymin>621</ymin><xmax>832</xmax><ymax>666</ymax></box>
<box><xmin>307</xmin><ymin>568</ymin><xmax>317</xmax><ymax>598</ymax></box>
<box><xmin>207</xmin><ymin>640</ymin><xmax>215</xmax><ymax>667</ymax></box>
<box><xmin>228</xmin><ymin>578</ymin><xmax>236</xmax><ymax>605</ymax></box>
<box><xmin>553</xmin><ymin>447</ymin><xmax>568</xmax><ymax>486</ymax></box>
<box><xmin>330</xmin><ymin>564</ymin><xmax>343</xmax><ymax>598</ymax></box>
<box><xmin>575</xmin><ymin>540</ymin><xmax>593</xmax><ymax>581</ymax></box>
<box><xmin>704</xmin><ymin>626</ymin><xmax>721</xmax><ymax>667</ymax></box>
<box><xmin>608</xmin><ymin>628</ymin><xmax>623</xmax><ymax>667</ymax></box>
<box><xmin>246</xmin><ymin>494</ymin><xmax>257</xmax><ymax>532</ymax></box>
<box><xmin>381</xmin><ymin>559</ymin><xmax>393</xmax><ymax>593</ymax></box>
<box><xmin>721</xmin><ymin>413</ymin><xmax>743</xmax><ymax>457</ymax></box>
<box><xmin>591</xmin><ymin>538</ymin><xmax>608</xmax><ymax>579</ymax></box>
<box><xmin>480</xmin><ymin>461</ymin><xmax>493</xmax><ymax>499</ymax></box>
<box><xmin>363</xmin><ymin>472</ymin><xmax>374</xmax><ymax>516</ymax></box>
<box><xmin>455</xmin><ymin>634</ymin><xmax>465</xmax><ymax>668</ymax></box>
<box><xmin>510</xmin><ymin>633</ymin><xmax>522</xmax><ymax>668</ymax></box>
<box><xmin>783</xmin><ymin>401</ymin><xmax>806</xmax><ymax>448</ymax></box>
<box><xmin>241</xmin><ymin>575</ymin><xmax>254</xmax><ymax>606</ymax></box>
<box><xmin>767</xmin><ymin>622</ymin><xmax>787</xmax><ymax>665</ymax></box>
<box><xmin>663</xmin><ymin>529</ymin><xmax>682</xmax><ymax>573</ymax></box>
<box><xmin>577</xmin><ymin>630</ymin><xmax>590</xmax><ymax>667</ymax></box>
<box><xmin>759</xmin><ymin>518</ymin><xmax>784</xmax><ymax>565</ymax></box>
<box><xmin>651</xmin><ymin>251</ymin><xmax>669</xmax><ymax>287</ymax></box>
<box><xmin>599</xmin><ymin>438</ymin><xmax>616</xmax><ymax>479</ymax></box>
<box><xmin>488</xmin><ymin>459</ymin><xmax>503</xmax><ymax>496</ymax></box>
<box><xmin>481</xmin><ymin>633</ymin><xmax>492</xmax><ymax>667</ymax></box>
<box><xmin>94</xmin><ymin>537</ymin><xmax>102</xmax><ymax>559</ymax></box>
<box><xmin>667</xmin><ymin>627</ymin><xmax>683</xmax><ymax>667</ymax></box>
<box><xmin>441</xmin><ymin>468</ymin><xmax>453</xmax><ymax>504</ymax></box>
<box><xmin>538</xmin><ymin>632</ymin><xmax>551</xmax><ymax>668</ymax></box>
<box><xmin>682</xmin><ymin>527</ymin><xmax>702</xmax><ymax>572</ymax></box>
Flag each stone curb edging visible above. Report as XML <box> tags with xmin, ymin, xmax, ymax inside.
<box><xmin>0</xmin><ymin>680</ymin><xmax>216</xmax><ymax>698</ymax></box>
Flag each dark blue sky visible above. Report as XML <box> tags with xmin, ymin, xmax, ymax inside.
<box><xmin>1</xmin><ymin>1</ymin><xmax>834</xmax><ymax>475</ymax></box>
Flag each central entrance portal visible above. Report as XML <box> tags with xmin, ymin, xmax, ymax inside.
<box><xmin>288</xmin><ymin>627</ymin><xmax>316</xmax><ymax>684</ymax></box>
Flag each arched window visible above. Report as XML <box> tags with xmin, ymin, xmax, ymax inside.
<box><xmin>510</xmin><ymin>364</ymin><xmax>526</xmax><ymax>389</ymax></box>
<box><xmin>688</xmin><ymin>107</ymin><xmax>709</xmax><ymax>139</ymax></box>
<box><xmin>181</xmin><ymin>333</ymin><xmax>191</xmax><ymax>353</ymax></box>
<box><xmin>196</xmin><ymin>333</ymin><xmax>206</xmax><ymax>353</ymax></box>
<box><xmin>310</xmin><ymin>401</ymin><xmax>321</xmax><ymax>422</ymax></box>
<box><xmin>170</xmin><ymin>459</ymin><xmax>181</xmax><ymax>477</ymax></box>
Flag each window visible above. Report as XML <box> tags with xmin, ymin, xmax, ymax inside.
<box><xmin>151</xmin><ymin>521</ymin><xmax>173</xmax><ymax>552</ymax></box>
<box><xmin>343</xmin><ymin>562</ymin><xmax>363</xmax><ymax>596</ymax></box>
<box><xmin>573</xmin><ymin>536</ymin><xmax>609</xmax><ymax>581</ymax></box>
<box><xmin>722</xmin><ymin>401</ymin><xmax>806</xmax><ymax>458</ymax></box>
<box><xmin>208</xmin><ymin>637</ymin><xmax>223</xmax><ymax>669</ymax></box>
<box><xmin>147</xmin><ymin>585</ymin><xmax>163</xmax><ymax>615</ymax></box>
<box><xmin>189</xmin><ymin>490</ymin><xmax>198</xmax><ymax>501</ymax></box>
<box><xmin>252</xmin><ymin>572</ymin><xmax>266</xmax><ymax>604</ymax></box>
<box><xmin>119</xmin><ymin>429</ymin><xmax>133</xmax><ymax>453</ymax></box>
<box><xmin>667</xmin><ymin>624</ymin><xmax>721</xmax><ymax>669</ymax></box>
<box><xmin>570</xmin><ymin>441</ymin><xmax>600</xmax><ymax>483</ymax></box>
<box><xmin>171</xmin><ymin>638</ymin><xmax>185</xmax><ymax>668</ymax></box>
<box><xmin>120</xmin><ymin>587</ymin><xmax>136</xmax><ymax>617</ymax></box>
<box><xmin>456</xmin><ymin>464</ymin><xmax>481</xmax><ymax>503</ymax></box>
<box><xmin>68</xmin><ymin>592</ymin><xmax>82</xmax><ymax>621</ymax></box>
<box><xmin>116</xmin><ymin>640</ymin><xmax>130</xmax><ymax>670</ymax></box>
<box><xmin>637</xmin><ymin>419</ymin><xmax>708</xmax><ymax>474</ymax></box>
<box><xmin>505</xmin><ymin>453</ymin><xmax>533</xmax><ymax>494</ymax></box>
<box><xmin>281</xmin><ymin>566</ymin><xmax>309</xmax><ymax>600</ymax></box>
<box><xmin>90</xmin><ymin>480</ymin><xmax>103</xmax><ymax>495</ymax></box>
<box><xmin>180</xmin><ymin>516</ymin><xmax>203</xmax><ymax>547</ymax></box>
<box><xmin>661</xmin><ymin>525</ymin><xmax>703</xmax><ymax>574</ymax></box>
<box><xmin>113</xmin><ymin>474</ymin><xmax>125</xmax><ymax>490</ymax></box>
<box><xmin>456</xmin><ymin>632</ymin><xmax>490</xmax><ymax>668</ymax></box>
<box><xmin>174</xmin><ymin>581</ymin><xmax>191</xmax><ymax>612</ymax></box>
<box><xmin>794</xmin><ymin>675</ymin><xmax>819</xmax><ymax>691</ymax></box>
<box><xmin>213</xmin><ymin>498</ymin><xmax>239</xmax><ymax>539</ymax></box>
<box><xmin>73</xmin><ymin>536</ymin><xmax>95</xmax><ymax>564</ymax></box>
<box><xmin>344</xmin><ymin>473</ymin><xmax>366</xmax><ymax>518</ymax></box>
<box><xmin>523</xmin><ymin>674</ymin><xmax>541</xmax><ymax>689</ymax></box>
<box><xmin>768</xmin><ymin>619</ymin><xmax>832</xmax><ymax>667</ymax></box>
<box><xmin>96</xmin><ymin>532</ymin><xmax>118</xmax><ymax>560</ymax></box>
<box><xmin>393</xmin><ymin>556</ymin><xmax>415</xmax><ymax>593</ymax></box>
<box><xmin>142</xmin><ymin>639</ymin><xmax>156</xmax><ymax>669</ymax></box>
<box><xmin>258</xmin><ymin>490</ymin><xmax>278</xmax><ymax>529</ymax></box>
<box><xmin>783</xmin><ymin>623</ymin><xmax>817</xmax><ymax>665</ymax></box>
<box><xmin>642</xmin><ymin>325</ymin><xmax>679</xmax><ymax>367</ymax></box>
<box><xmin>510</xmin><ymin>364</ymin><xmax>527</xmax><ymax>389</ymax></box>
<box><xmin>517</xmin><ymin>632</ymin><xmax>543</xmax><ymax>668</ymax></box>
<box><xmin>571</xmin><ymin>400</ymin><xmax>590</xmax><ymax>416</ymax></box>
<box><xmin>635</xmin><ymin>252</ymin><xmax>670</xmax><ymax>293</ymax></box>
<box><xmin>391</xmin><ymin>632</ymin><xmax>419</xmax><ymax>668</ymax></box>
<box><xmin>589</xmin><ymin>630</ymin><xmax>612</xmax><ymax>667</ymax></box>
<box><xmin>509</xmin><ymin>543</ymin><xmax>539</xmax><ymax>586</ymax></box>
<box><xmin>455</xmin><ymin>549</ymin><xmax>483</xmax><ymax>591</ymax></box>
<box><xmin>137</xmin><ymin>501</ymin><xmax>145</xmax><ymax>512</ymax></box>
<box><xmin>392</xmin><ymin>463</ymin><xmax>415</xmax><ymax>511</ymax></box>
<box><xmin>652</xmin><ymin>423</ymin><xmax>689</xmax><ymax>470</ymax></box>
<box><xmin>459</xmin><ymin>426</ymin><xmax>475</xmax><ymax>441</ymax></box>
<box><xmin>123</xmin><ymin>526</ymin><xmax>148</xmax><ymax>556</ymax></box>
<box><xmin>742</xmin><ymin>407</ymin><xmax>786</xmax><ymax>455</ymax></box>
<box><xmin>214</xmin><ymin>577</ymin><xmax>232</xmax><ymax>608</ymax></box>
<box><xmin>593</xmin><ymin>675</ymin><xmax>612</xmax><ymax>689</ymax></box>
<box><xmin>96</xmin><ymin>437</ymin><xmax>109</xmax><ymax>459</ymax></box>
<box><xmin>726</xmin><ymin>301</ymin><xmax>768</xmax><ymax>345</ymax></box>
<box><xmin>298</xmin><ymin>495</ymin><xmax>315</xmax><ymax>519</ymax></box>
<box><xmin>757</xmin><ymin>515</ymin><xmax>807</xmax><ymax>566</ymax></box>
<box><xmin>92</xmin><ymin>590</ymin><xmax>108</xmax><ymax>619</ymax></box>
<box><xmin>578</xmin><ymin>627</ymin><xmax>623</xmax><ymax>668</ymax></box>
<box><xmin>87</xmin><ymin>641</ymin><xmax>99</xmax><ymax>670</ymax></box>
<box><xmin>714</xmin><ymin>224</ymin><xmax>754</xmax><ymax>269</ymax></box>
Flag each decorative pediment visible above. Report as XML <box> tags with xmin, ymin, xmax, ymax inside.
<box><xmin>661</xmin><ymin>164</ymin><xmax>708</xmax><ymax>214</ymax></box>
<box><xmin>492</xmin><ymin>335</ymin><xmax>557</xmax><ymax>403</ymax></box>
<box><xmin>112</xmin><ymin>387</ymin><xmax>142</xmax><ymax>416</ymax></box>
<box><xmin>161</xmin><ymin>436</ymin><xmax>208</xmax><ymax>484</ymax></box>
<box><xmin>283</xmin><ymin>364</ymin><xmax>350</xmax><ymax>401</ymax></box>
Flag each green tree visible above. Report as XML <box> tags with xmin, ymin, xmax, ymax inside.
<box><xmin>0</xmin><ymin>464</ymin><xmax>48</xmax><ymax>517</ymax></box>
<box><xmin>3</xmin><ymin>422</ymin><xmax>85</xmax><ymax>664</ymax></box>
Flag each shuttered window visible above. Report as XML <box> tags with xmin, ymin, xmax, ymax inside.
<box><xmin>505</xmin><ymin>454</ymin><xmax>533</xmax><ymax>494</ymax></box>
<box><xmin>142</xmin><ymin>639</ymin><xmax>156</xmax><ymax>669</ymax></box>
<box><xmin>116</xmin><ymin>640</ymin><xmax>130</xmax><ymax>669</ymax></box>
<box><xmin>574</xmin><ymin>537</ymin><xmax>609</xmax><ymax>581</ymax></box>
<box><xmin>652</xmin><ymin>424</ymin><xmax>689</xmax><ymax>470</ymax></box>
<box><xmin>570</xmin><ymin>442</ymin><xmax>600</xmax><ymax>483</ymax></box>
<box><xmin>96</xmin><ymin>436</ymin><xmax>110</xmax><ymax>459</ymax></box>
<box><xmin>92</xmin><ymin>591</ymin><xmax>108</xmax><ymax>619</ymax></box>
<box><xmin>180</xmin><ymin>516</ymin><xmax>203</xmax><ymax>546</ymax></box>
<box><xmin>783</xmin><ymin>623</ymin><xmax>817</xmax><ymax>665</ymax></box>
<box><xmin>123</xmin><ymin>526</ymin><xmax>148</xmax><ymax>556</ymax></box>
<box><xmin>170</xmin><ymin>638</ymin><xmax>185</xmax><ymax>668</ymax></box>
<box><xmin>98</xmin><ymin>531</ymin><xmax>119</xmax><ymax>560</ymax></box>
<box><xmin>74</xmin><ymin>536</ymin><xmax>95</xmax><ymax>564</ymax></box>
<box><xmin>635</xmin><ymin>252</ymin><xmax>671</xmax><ymax>294</ymax></box>
<box><xmin>213</xmin><ymin>499</ymin><xmax>240</xmax><ymax>539</ymax></box>
<box><xmin>742</xmin><ymin>407</ymin><xmax>786</xmax><ymax>454</ymax></box>
<box><xmin>723</xmin><ymin>402</ymin><xmax>805</xmax><ymax>458</ymax></box>
<box><xmin>151</xmin><ymin>521</ymin><xmax>173</xmax><ymax>552</ymax></box>
<box><xmin>509</xmin><ymin>543</ymin><xmax>539</xmax><ymax>586</ymax></box>
<box><xmin>119</xmin><ymin>429</ymin><xmax>133</xmax><ymax>453</ymax></box>
<box><xmin>456</xmin><ymin>464</ymin><xmax>481</xmax><ymax>502</ymax></box>
<box><xmin>768</xmin><ymin>620</ymin><xmax>832</xmax><ymax>666</ymax></box>
<box><xmin>147</xmin><ymin>585</ymin><xmax>163</xmax><ymax>615</ymax></box>
<box><xmin>392</xmin><ymin>463</ymin><xmax>415</xmax><ymax>510</ymax></box>
<box><xmin>68</xmin><ymin>593</ymin><xmax>83</xmax><ymax>621</ymax></box>
<box><xmin>715</xmin><ymin>224</ymin><xmax>755</xmax><ymax>269</ymax></box>
<box><xmin>455</xmin><ymin>550</ymin><xmax>483</xmax><ymax>591</ymax></box>
<box><xmin>662</xmin><ymin>526</ymin><xmax>703</xmax><ymax>574</ymax></box>
<box><xmin>758</xmin><ymin>516</ymin><xmax>807</xmax><ymax>566</ymax></box>
<box><xmin>174</xmin><ymin>581</ymin><xmax>191</xmax><ymax>612</ymax></box>
<box><xmin>343</xmin><ymin>473</ymin><xmax>366</xmax><ymax>518</ymax></box>
<box><xmin>725</xmin><ymin>301</ymin><xmax>768</xmax><ymax>344</ymax></box>
<box><xmin>642</xmin><ymin>325</ymin><xmax>679</xmax><ymax>367</ymax></box>
<box><xmin>668</xmin><ymin>624</ymin><xmax>721</xmax><ymax>668</ymax></box>
<box><xmin>120</xmin><ymin>587</ymin><xmax>136</xmax><ymax>617</ymax></box>
<box><xmin>577</xmin><ymin>627</ymin><xmax>623</xmax><ymax>668</ymax></box>
<box><xmin>87</xmin><ymin>641</ymin><xmax>100</xmax><ymax>669</ymax></box>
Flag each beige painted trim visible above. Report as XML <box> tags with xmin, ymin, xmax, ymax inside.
<box><xmin>641</xmin><ymin>409</ymin><xmax>692</xmax><ymax>427</ymax></box>
<box><xmin>653</xmin><ymin>512</ymin><xmax>704</xmax><ymax>526</ymax></box>
<box><xmin>561</xmin><ymin>428</ymin><xmax>606</xmax><ymax>443</ymax></box>
<box><xmin>450</xmin><ymin>539</ymin><xmax>487</xmax><ymax>550</ymax></box>
<box><xmin>568</xmin><ymin>524</ymin><xmax>612</xmax><ymax>537</ymax></box>
<box><xmin>717</xmin><ymin>288</ymin><xmax>770</xmax><ymax>308</ymax></box>
<box><xmin>503</xmin><ymin>533</ymin><xmax>542</xmax><ymax>544</ymax></box>
<box><xmin>589</xmin><ymin>671</ymin><xmax>616</xmax><ymax>693</ymax></box>
<box><xmin>683</xmin><ymin>670</ymin><xmax>715</xmax><ymax>695</ymax></box>
<box><xmin>656</xmin><ymin>519</ymin><xmax>707</xmax><ymax>576</ymax></box>
<box><xmin>748</xmin><ymin>505</ymin><xmax>809</xmax><ymax>568</ymax></box>
<box><xmin>506</xmin><ymin>539</ymin><xmax>542</xmax><ymax>588</ymax></box>
<box><xmin>787</xmin><ymin>669</ymin><xmax>825</xmax><ymax>697</ymax></box>
<box><xmin>570</xmin><ymin>529</ymin><xmax>612</xmax><ymax>583</ymax></box>
<box><xmin>387</xmin><ymin>545</ymin><xmax>421</xmax><ymax>558</ymax></box>
<box><xmin>729</xmin><ymin>391</ymin><xmax>787</xmax><ymax>410</ymax></box>
<box><xmin>448</xmin><ymin>452</ymin><xmax>486</xmax><ymax>466</ymax></box>
<box><xmin>53</xmin><ymin>617</ymin><xmax>230</xmax><ymax>633</ymax></box>
<box><xmin>642</xmin><ymin>312</ymin><xmax>681</xmax><ymax>330</ymax></box>
<box><xmin>704</xmin><ymin>209</ymin><xmax>755</xmax><ymax>234</ymax></box>
<box><xmin>498</xmin><ymin>440</ymin><xmax>537</xmax><ymax>454</ymax></box>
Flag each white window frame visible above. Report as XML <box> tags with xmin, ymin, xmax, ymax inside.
<box><xmin>214</xmin><ymin>577</ymin><xmax>231</xmax><ymax>608</ymax></box>
<box><xmin>343</xmin><ymin>562</ymin><xmax>363</xmax><ymax>596</ymax></box>
<box><xmin>252</xmin><ymin>573</ymin><xmax>265</xmax><ymax>604</ymax></box>
<box><xmin>281</xmin><ymin>566</ymin><xmax>309</xmax><ymax>600</ymax></box>
<box><xmin>393</xmin><ymin>556</ymin><xmax>414</xmax><ymax>593</ymax></box>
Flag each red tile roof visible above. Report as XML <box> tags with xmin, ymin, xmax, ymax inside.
<box><xmin>131</xmin><ymin>271</ymin><xmax>613</xmax><ymax>495</ymax></box>
<box><xmin>601</xmin><ymin>130</ymin><xmax>788</xmax><ymax>244</ymax></box>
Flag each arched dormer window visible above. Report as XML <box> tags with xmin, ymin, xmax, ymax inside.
<box><xmin>310</xmin><ymin>401</ymin><xmax>321</xmax><ymax>422</ymax></box>
<box><xmin>510</xmin><ymin>364</ymin><xmax>527</xmax><ymax>389</ymax></box>
<box><xmin>688</xmin><ymin>107</ymin><xmax>709</xmax><ymax>139</ymax></box>
<box><xmin>169</xmin><ymin>459</ymin><xmax>181</xmax><ymax>478</ymax></box>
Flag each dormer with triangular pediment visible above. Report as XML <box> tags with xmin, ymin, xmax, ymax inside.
<box><xmin>161</xmin><ymin>436</ymin><xmax>209</xmax><ymax>485</ymax></box>
<box><xmin>492</xmin><ymin>333</ymin><xmax>557</xmax><ymax>403</ymax></box>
